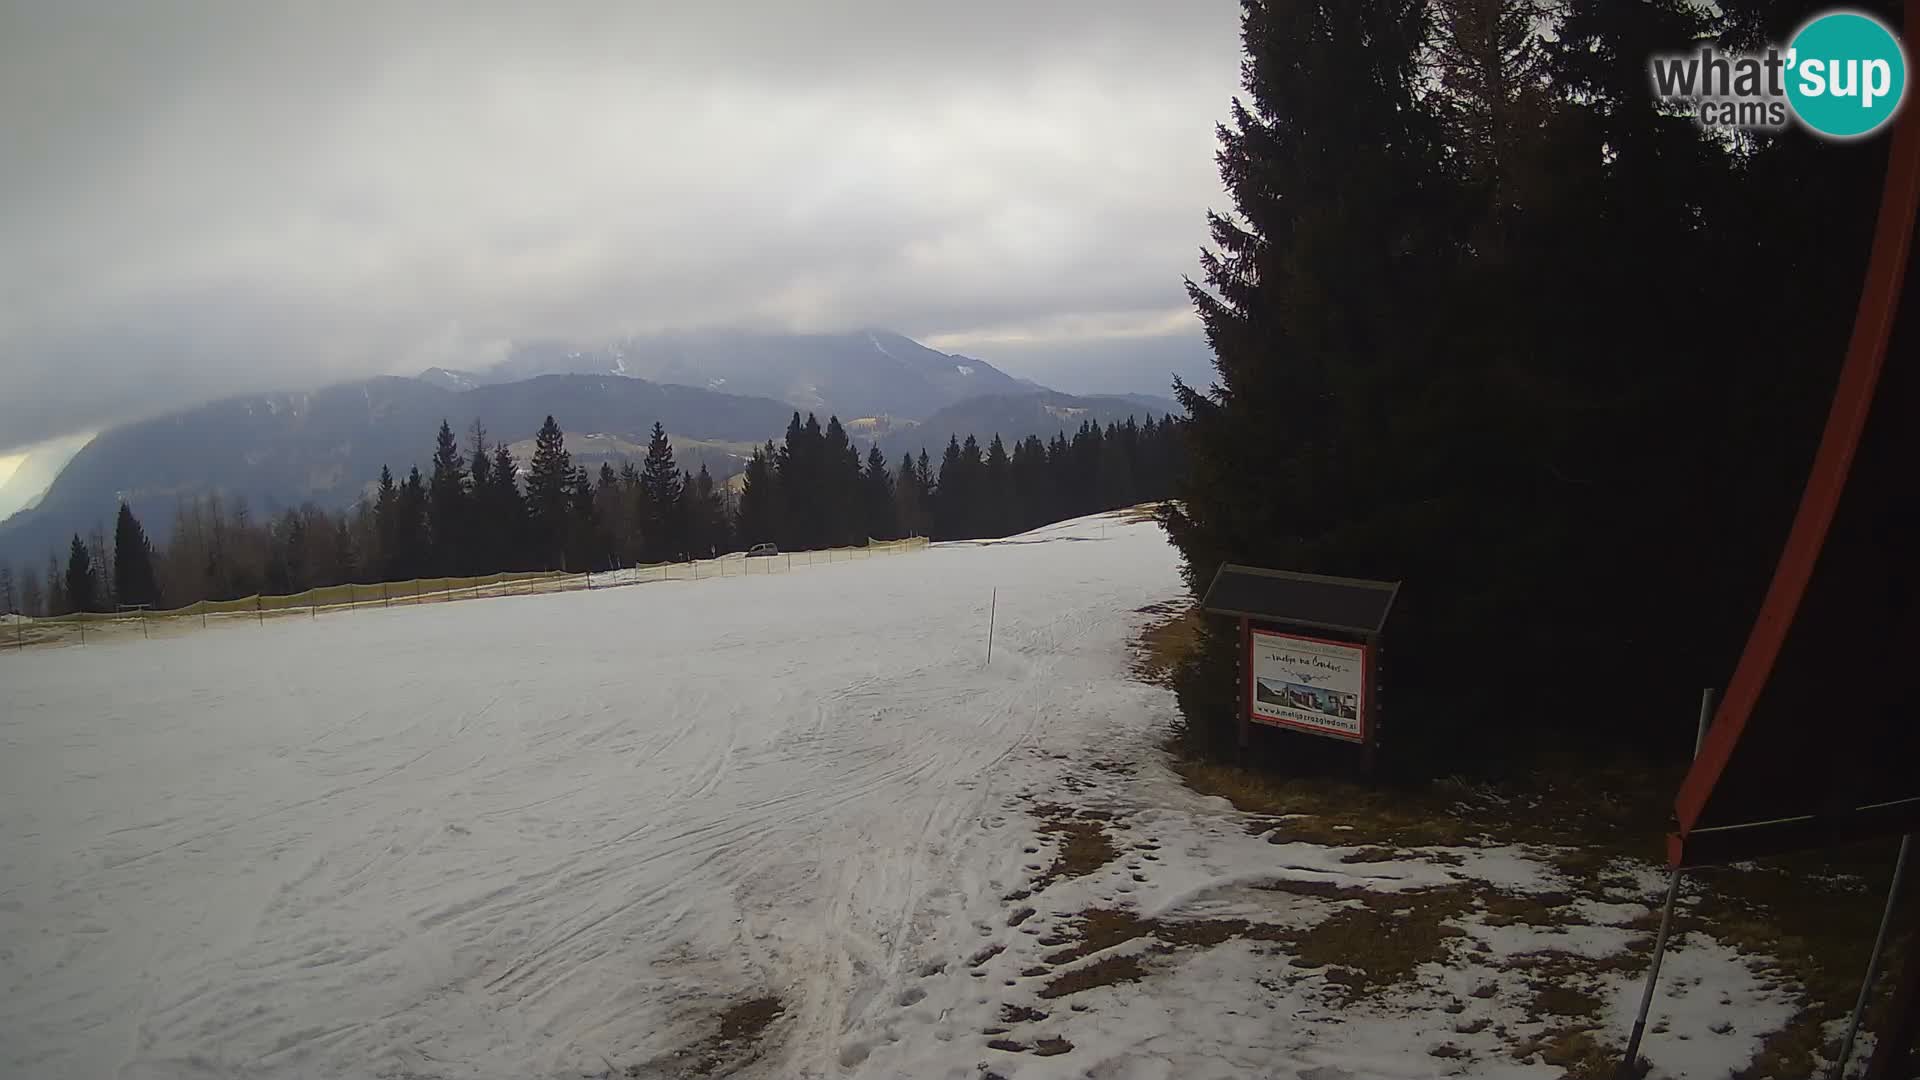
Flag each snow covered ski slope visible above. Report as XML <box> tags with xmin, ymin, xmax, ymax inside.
<box><xmin>1</xmin><ymin>512</ymin><xmax>1189</xmax><ymax>1079</ymax></box>
<box><xmin>3</xmin><ymin>511</ymin><xmax>1806</xmax><ymax>1079</ymax></box>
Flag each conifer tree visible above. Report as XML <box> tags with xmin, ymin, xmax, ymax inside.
<box><xmin>427</xmin><ymin>419</ymin><xmax>468</xmax><ymax>576</ymax></box>
<box><xmin>488</xmin><ymin>441</ymin><xmax>525</xmax><ymax>570</ymax></box>
<box><xmin>736</xmin><ymin>442</ymin><xmax>781</xmax><ymax>549</ymax></box>
<box><xmin>567</xmin><ymin>464</ymin><xmax>601</xmax><ymax>570</ymax></box>
<box><xmin>65</xmin><ymin>534</ymin><xmax>97</xmax><ymax>613</ymax></box>
<box><xmin>822</xmin><ymin>416</ymin><xmax>863</xmax><ymax>546</ymax></box>
<box><xmin>893</xmin><ymin>453</ymin><xmax>922</xmax><ymax>538</ymax></box>
<box><xmin>863</xmin><ymin>445</ymin><xmax>895</xmax><ymax>541</ymax></box>
<box><xmin>392</xmin><ymin>467</ymin><xmax>429</xmax><ymax>579</ymax></box>
<box><xmin>373</xmin><ymin>465</ymin><xmax>400</xmax><ymax>576</ymax></box>
<box><xmin>933</xmin><ymin>437</ymin><xmax>968</xmax><ymax>540</ymax></box>
<box><xmin>525</xmin><ymin>415</ymin><xmax>572</xmax><ymax>568</ymax></box>
<box><xmin>982</xmin><ymin>435</ymin><xmax>1012</xmax><ymax>538</ymax></box>
<box><xmin>113</xmin><ymin>502</ymin><xmax>161</xmax><ymax>609</ymax></box>
<box><xmin>638</xmin><ymin>422</ymin><xmax>684</xmax><ymax>562</ymax></box>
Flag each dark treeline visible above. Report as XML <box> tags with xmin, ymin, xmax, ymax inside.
<box><xmin>5</xmin><ymin>409</ymin><xmax>1181</xmax><ymax>616</ymax></box>
<box><xmin>1165</xmin><ymin>0</ymin><xmax>1900</xmax><ymax>773</ymax></box>
<box><xmin>739</xmin><ymin>409</ymin><xmax>1183</xmax><ymax>549</ymax></box>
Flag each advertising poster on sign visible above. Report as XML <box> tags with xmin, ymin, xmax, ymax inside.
<box><xmin>1248</xmin><ymin>629</ymin><xmax>1368</xmax><ymax>743</ymax></box>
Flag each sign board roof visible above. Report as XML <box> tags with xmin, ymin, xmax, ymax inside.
<box><xmin>1200</xmin><ymin>564</ymin><xmax>1399</xmax><ymax>637</ymax></box>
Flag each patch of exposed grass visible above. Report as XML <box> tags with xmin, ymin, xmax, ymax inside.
<box><xmin>1529</xmin><ymin>983</ymin><xmax>1605</xmax><ymax>1020</ymax></box>
<box><xmin>1032</xmin><ymin>1036</ymin><xmax>1074</xmax><ymax>1057</ymax></box>
<box><xmin>1041</xmin><ymin>908</ymin><xmax>1154</xmax><ymax>966</ymax></box>
<box><xmin>1482</xmin><ymin>891</ymin><xmax>1587</xmax><ymax>929</ymax></box>
<box><xmin>1038</xmin><ymin>954</ymin><xmax>1148</xmax><ymax>999</ymax></box>
<box><xmin>633</xmin><ymin>994</ymin><xmax>785</xmax><ymax>1077</ymax></box>
<box><xmin>1283</xmin><ymin>887</ymin><xmax>1473</xmax><ymax>999</ymax></box>
<box><xmin>1131</xmin><ymin>602</ymin><xmax>1200</xmax><ymax>687</ymax></box>
<box><xmin>1029</xmin><ymin>807</ymin><xmax>1119</xmax><ymax>889</ymax></box>
<box><xmin>1252</xmin><ymin>877</ymin><xmax>1381</xmax><ymax>903</ymax></box>
<box><xmin>999</xmin><ymin>1004</ymin><xmax>1048</xmax><ymax>1024</ymax></box>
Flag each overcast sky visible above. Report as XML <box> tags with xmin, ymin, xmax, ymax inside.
<box><xmin>0</xmin><ymin>1</ymin><xmax>1240</xmax><ymax>456</ymax></box>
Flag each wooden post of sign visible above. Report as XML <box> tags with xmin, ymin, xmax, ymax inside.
<box><xmin>1237</xmin><ymin>618</ymin><xmax>1252</xmax><ymax>754</ymax></box>
<box><xmin>1361</xmin><ymin>638</ymin><xmax>1381</xmax><ymax>777</ymax></box>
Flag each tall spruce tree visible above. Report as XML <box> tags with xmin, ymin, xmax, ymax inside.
<box><xmin>736</xmin><ymin>442</ymin><xmax>781</xmax><ymax>549</ymax></box>
<box><xmin>112</xmin><ymin>503</ymin><xmax>161</xmax><ymax>609</ymax></box>
<box><xmin>65</xmin><ymin>535</ymin><xmax>97</xmax><ymax>613</ymax></box>
<box><xmin>427</xmin><ymin>419</ymin><xmax>468</xmax><ymax>576</ymax></box>
<box><xmin>982</xmin><ymin>435</ymin><xmax>1012</xmax><ymax>538</ymax></box>
<box><xmin>893</xmin><ymin>453</ymin><xmax>922</xmax><ymax>538</ymax></box>
<box><xmin>638</xmin><ymin>422</ymin><xmax>684</xmax><ymax>562</ymax></box>
<box><xmin>392</xmin><ymin>467</ymin><xmax>429</xmax><ymax>579</ymax></box>
<box><xmin>373</xmin><ymin>466</ymin><xmax>400</xmax><ymax>578</ymax></box>
<box><xmin>525</xmin><ymin>415</ymin><xmax>572</xmax><ymax>568</ymax></box>
<box><xmin>1161</xmin><ymin>0</ymin><xmax>1447</xmax><ymax>759</ymax></box>
<box><xmin>821</xmin><ymin>416</ymin><xmax>863</xmax><ymax>546</ymax></box>
<box><xmin>932</xmin><ymin>437</ymin><xmax>967</xmax><ymax>540</ymax></box>
<box><xmin>862</xmin><ymin>446</ymin><xmax>896</xmax><ymax>541</ymax></box>
<box><xmin>488</xmin><ymin>441</ymin><xmax>525</xmax><ymax>569</ymax></box>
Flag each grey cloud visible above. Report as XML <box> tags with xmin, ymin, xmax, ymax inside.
<box><xmin>0</xmin><ymin>0</ymin><xmax>1240</xmax><ymax>452</ymax></box>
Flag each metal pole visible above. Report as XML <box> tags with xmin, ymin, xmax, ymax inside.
<box><xmin>987</xmin><ymin>587</ymin><xmax>996</xmax><ymax>664</ymax></box>
<box><xmin>79</xmin><ymin>616</ymin><xmax>86</xmax><ymax>645</ymax></box>
<box><xmin>142</xmin><ymin>607</ymin><xmax>149</xmax><ymax>638</ymax></box>
<box><xmin>1617</xmin><ymin>687</ymin><xmax>1717</xmax><ymax>1078</ymax></box>
<box><xmin>1833</xmin><ymin>834</ymin><xmax>1915</xmax><ymax>1079</ymax></box>
<box><xmin>256</xmin><ymin>595</ymin><xmax>263</xmax><ymax>626</ymax></box>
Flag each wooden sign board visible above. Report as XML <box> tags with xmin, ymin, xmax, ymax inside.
<box><xmin>1246</xmin><ymin>626</ymin><xmax>1371</xmax><ymax>744</ymax></box>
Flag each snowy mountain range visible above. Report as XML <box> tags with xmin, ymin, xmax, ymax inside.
<box><xmin>429</xmin><ymin>329</ymin><xmax>1032</xmax><ymax>421</ymax></box>
<box><xmin>0</xmin><ymin>331</ymin><xmax>1181</xmax><ymax>566</ymax></box>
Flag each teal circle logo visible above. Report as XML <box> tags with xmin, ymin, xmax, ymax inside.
<box><xmin>1786</xmin><ymin>11</ymin><xmax>1908</xmax><ymax>139</ymax></box>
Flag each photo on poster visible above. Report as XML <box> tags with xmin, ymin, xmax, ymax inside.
<box><xmin>1249</xmin><ymin>630</ymin><xmax>1366</xmax><ymax>741</ymax></box>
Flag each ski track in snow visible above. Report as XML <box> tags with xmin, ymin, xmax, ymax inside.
<box><xmin>0</xmin><ymin>513</ymin><xmax>1191</xmax><ymax>1079</ymax></box>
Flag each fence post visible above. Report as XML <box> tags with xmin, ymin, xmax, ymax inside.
<box><xmin>256</xmin><ymin>595</ymin><xmax>263</xmax><ymax>626</ymax></box>
<box><xmin>79</xmin><ymin>616</ymin><xmax>86</xmax><ymax>645</ymax></box>
<box><xmin>201</xmin><ymin>603</ymin><xmax>207</xmax><ymax>630</ymax></box>
<box><xmin>142</xmin><ymin>607</ymin><xmax>149</xmax><ymax>639</ymax></box>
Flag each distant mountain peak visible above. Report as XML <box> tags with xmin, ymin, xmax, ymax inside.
<box><xmin>484</xmin><ymin>329</ymin><xmax>1042</xmax><ymax>424</ymax></box>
